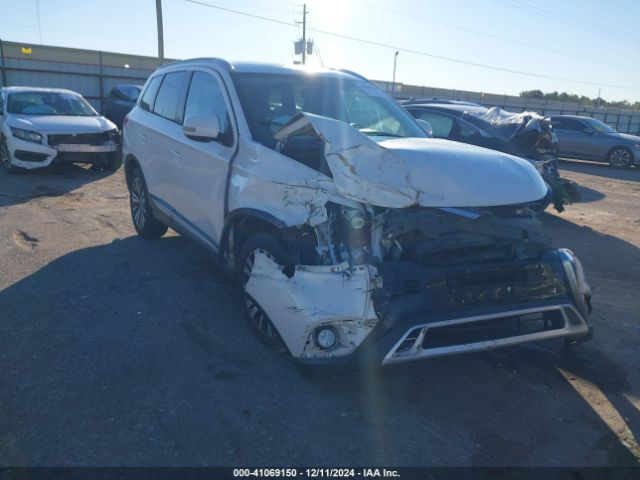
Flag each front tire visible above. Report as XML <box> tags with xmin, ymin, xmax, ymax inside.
<box><xmin>1</xmin><ymin>138</ymin><xmax>21</xmax><ymax>174</ymax></box>
<box><xmin>128</xmin><ymin>167</ymin><xmax>168</xmax><ymax>239</ymax></box>
<box><xmin>236</xmin><ymin>234</ymin><xmax>290</xmax><ymax>352</ymax></box>
<box><xmin>103</xmin><ymin>152</ymin><xmax>123</xmax><ymax>171</ymax></box>
<box><xmin>607</xmin><ymin>147</ymin><xmax>633</xmax><ymax>169</ymax></box>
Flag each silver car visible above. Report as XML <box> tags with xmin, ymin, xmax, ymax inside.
<box><xmin>548</xmin><ymin>115</ymin><xmax>640</xmax><ymax>169</ymax></box>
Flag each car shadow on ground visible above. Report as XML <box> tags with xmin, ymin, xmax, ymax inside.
<box><xmin>0</xmin><ymin>163</ymin><xmax>117</xmax><ymax>208</ymax></box>
<box><xmin>560</xmin><ymin>158</ymin><xmax>639</xmax><ymax>182</ymax></box>
<box><xmin>1</xmin><ymin>228</ymin><xmax>639</xmax><ymax>465</ymax></box>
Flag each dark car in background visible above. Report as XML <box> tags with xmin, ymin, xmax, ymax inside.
<box><xmin>547</xmin><ymin>115</ymin><xmax>640</xmax><ymax>169</ymax></box>
<box><xmin>404</xmin><ymin>102</ymin><xmax>580</xmax><ymax>212</ymax></box>
<box><xmin>104</xmin><ymin>85</ymin><xmax>141</xmax><ymax>129</ymax></box>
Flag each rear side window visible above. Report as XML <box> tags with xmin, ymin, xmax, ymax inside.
<box><xmin>153</xmin><ymin>71</ymin><xmax>187</xmax><ymax>122</ymax></box>
<box><xmin>183</xmin><ymin>71</ymin><xmax>232</xmax><ymax>140</ymax></box>
<box><xmin>140</xmin><ymin>76</ymin><xmax>162</xmax><ymax>112</ymax></box>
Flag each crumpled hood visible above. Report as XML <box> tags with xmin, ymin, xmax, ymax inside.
<box><xmin>8</xmin><ymin>114</ymin><xmax>116</xmax><ymax>134</ymax></box>
<box><xmin>274</xmin><ymin>113</ymin><xmax>548</xmax><ymax>208</ymax></box>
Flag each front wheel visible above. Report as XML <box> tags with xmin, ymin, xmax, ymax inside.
<box><xmin>236</xmin><ymin>234</ymin><xmax>290</xmax><ymax>352</ymax></box>
<box><xmin>1</xmin><ymin>138</ymin><xmax>21</xmax><ymax>174</ymax></box>
<box><xmin>607</xmin><ymin>147</ymin><xmax>633</xmax><ymax>169</ymax></box>
<box><xmin>103</xmin><ymin>152</ymin><xmax>122</xmax><ymax>171</ymax></box>
<box><xmin>128</xmin><ymin>167</ymin><xmax>168</xmax><ymax>239</ymax></box>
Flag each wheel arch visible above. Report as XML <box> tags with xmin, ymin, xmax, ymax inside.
<box><xmin>124</xmin><ymin>154</ymin><xmax>141</xmax><ymax>187</ymax></box>
<box><xmin>220</xmin><ymin>208</ymin><xmax>290</xmax><ymax>269</ymax></box>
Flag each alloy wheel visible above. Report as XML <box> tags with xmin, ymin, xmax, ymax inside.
<box><xmin>0</xmin><ymin>140</ymin><xmax>12</xmax><ymax>170</ymax></box>
<box><xmin>242</xmin><ymin>248</ymin><xmax>279</xmax><ymax>339</ymax></box>
<box><xmin>609</xmin><ymin>148</ymin><xmax>632</xmax><ymax>168</ymax></box>
<box><xmin>130</xmin><ymin>176</ymin><xmax>147</xmax><ymax>229</ymax></box>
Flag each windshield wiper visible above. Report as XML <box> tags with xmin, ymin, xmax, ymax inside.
<box><xmin>359</xmin><ymin>128</ymin><xmax>404</xmax><ymax>138</ymax></box>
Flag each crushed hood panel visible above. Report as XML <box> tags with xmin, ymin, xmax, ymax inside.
<box><xmin>275</xmin><ymin>113</ymin><xmax>549</xmax><ymax>209</ymax></box>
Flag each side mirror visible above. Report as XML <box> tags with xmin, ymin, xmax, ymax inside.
<box><xmin>582</xmin><ymin>128</ymin><xmax>595</xmax><ymax>136</ymax></box>
<box><xmin>183</xmin><ymin>114</ymin><xmax>221</xmax><ymax>142</ymax></box>
<box><xmin>416</xmin><ymin>119</ymin><xmax>433</xmax><ymax>137</ymax></box>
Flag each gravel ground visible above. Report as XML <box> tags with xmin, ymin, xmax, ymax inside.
<box><xmin>0</xmin><ymin>159</ymin><xmax>639</xmax><ymax>467</ymax></box>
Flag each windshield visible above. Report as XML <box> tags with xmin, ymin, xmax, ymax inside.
<box><xmin>232</xmin><ymin>73</ymin><xmax>427</xmax><ymax>148</ymax></box>
<box><xmin>7</xmin><ymin>91</ymin><xmax>97</xmax><ymax>116</ymax></box>
<box><xmin>583</xmin><ymin>117</ymin><xmax>616</xmax><ymax>133</ymax></box>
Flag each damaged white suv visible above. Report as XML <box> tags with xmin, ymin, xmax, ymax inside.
<box><xmin>123</xmin><ymin>59</ymin><xmax>593</xmax><ymax>367</ymax></box>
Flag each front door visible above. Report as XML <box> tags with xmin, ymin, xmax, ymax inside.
<box><xmin>168</xmin><ymin>69</ymin><xmax>236</xmax><ymax>250</ymax></box>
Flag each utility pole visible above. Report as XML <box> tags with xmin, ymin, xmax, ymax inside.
<box><xmin>392</xmin><ymin>51</ymin><xmax>399</xmax><ymax>97</ymax></box>
<box><xmin>302</xmin><ymin>3</ymin><xmax>307</xmax><ymax>65</ymax></box>
<box><xmin>156</xmin><ymin>0</ymin><xmax>165</xmax><ymax>65</ymax></box>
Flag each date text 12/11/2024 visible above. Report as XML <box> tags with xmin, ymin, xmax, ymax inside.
<box><xmin>233</xmin><ymin>469</ymin><xmax>401</xmax><ymax>478</ymax></box>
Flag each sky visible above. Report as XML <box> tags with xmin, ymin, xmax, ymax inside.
<box><xmin>1</xmin><ymin>0</ymin><xmax>639</xmax><ymax>102</ymax></box>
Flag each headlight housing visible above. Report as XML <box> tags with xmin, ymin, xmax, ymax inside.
<box><xmin>107</xmin><ymin>128</ymin><xmax>120</xmax><ymax>142</ymax></box>
<box><xmin>10</xmin><ymin>127</ymin><xmax>43</xmax><ymax>144</ymax></box>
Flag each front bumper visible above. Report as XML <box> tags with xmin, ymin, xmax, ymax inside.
<box><xmin>6</xmin><ymin>134</ymin><xmax>118</xmax><ymax>170</ymax></box>
<box><xmin>290</xmin><ymin>249</ymin><xmax>592</xmax><ymax>367</ymax></box>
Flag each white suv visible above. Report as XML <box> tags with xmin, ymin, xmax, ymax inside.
<box><xmin>123</xmin><ymin>59</ymin><xmax>592</xmax><ymax>367</ymax></box>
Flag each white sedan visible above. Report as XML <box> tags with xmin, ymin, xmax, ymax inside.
<box><xmin>0</xmin><ymin>87</ymin><xmax>121</xmax><ymax>173</ymax></box>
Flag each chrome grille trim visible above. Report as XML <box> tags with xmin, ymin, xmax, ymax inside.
<box><xmin>382</xmin><ymin>304</ymin><xmax>589</xmax><ymax>365</ymax></box>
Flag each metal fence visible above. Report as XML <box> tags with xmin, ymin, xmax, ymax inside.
<box><xmin>0</xmin><ymin>40</ymin><xmax>162</xmax><ymax>114</ymax></box>
<box><xmin>2</xmin><ymin>40</ymin><xmax>639</xmax><ymax>135</ymax></box>
<box><xmin>374</xmin><ymin>81</ymin><xmax>640</xmax><ymax>135</ymax></box>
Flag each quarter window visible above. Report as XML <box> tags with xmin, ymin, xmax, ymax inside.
<box><xmin>140</xmin><ymin>76</ymin><xmax>162</xmax><ymax>112</ymax></box>
<box><xmin>153</xmin><ymin>71</ymin><xmax>187</xmax><ymax>122</ymax></box>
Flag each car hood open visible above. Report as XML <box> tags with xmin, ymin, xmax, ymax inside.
<box><xmin>8</xmin><ymin>114</ymin><xmax>116</xmax><ymax>134</ymax></box>
<box><xmin>274</xmin><ymin>113</ymin><xmax>548</xmax><ymax>208</ymax></box>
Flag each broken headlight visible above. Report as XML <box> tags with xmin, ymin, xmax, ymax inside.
<box><xmin>11</xmin><ymin>127</ymin><xmax>43</xmax><ymax>144</ymax></box>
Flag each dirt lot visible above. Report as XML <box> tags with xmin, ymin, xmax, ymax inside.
<box><xmin>0</xmin><ymin>160</ymin><xmax>639</xmax><ymax>467</ymax></box>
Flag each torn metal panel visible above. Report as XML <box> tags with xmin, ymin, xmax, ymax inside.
<box><xmin>244</xmin><ymin>252</ymin><xmax>378</xmax><ymax>358</ymax></box>
<box><xmin>275</xmin><ymin>113</ymin><xmax>549</xmax><ymax>209</ymax></box>
<box><xmin>228</xmin><ymin>141</ymin><xmax>359</xmax><ymax>227</ymax></box>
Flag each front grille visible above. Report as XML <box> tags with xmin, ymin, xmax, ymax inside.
<box><xmin>421</xmin><ymin>311</ymin><xmax>565</xmax><ymax>349</ymax></box>
<box><xmin>48</xmin><ymin>132</ymin><xmax>111</xmax><ymax>146</ymax></box>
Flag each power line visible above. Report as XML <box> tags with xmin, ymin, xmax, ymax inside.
<box><xmin>498</xmin><ymin>0</ymin><xmax>640</xmax><ymax>42</ymax></box>
<box><xmin>180</xmin><ymin>0</ymin><xmax>640</xmax><ymax>91</ymax></box>
<box><xmin>518</xmin><ymin>0</ymin><xmax>640</xmax><ymax>41</ymax></box>
<box><xmin>351</xmin><ymin>0</ymin><xmax>636</xmax><ymax>72</ymax></box>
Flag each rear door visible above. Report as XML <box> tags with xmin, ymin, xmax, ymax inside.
<box><xmin>131</xmin><ymin>71</ymin><xmax>189</xmax><ymax>208</ymax></box>
<box><xmin>167</xmin><ymin>68</ymin><xmax>236</xmax><ymax>249</ymax></box>
<box><xmin>550</xmin><ymin>117</ymin><xmax>596</xmax><ymax>159</ymax></box>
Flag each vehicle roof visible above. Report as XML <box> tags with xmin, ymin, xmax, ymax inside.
<box><xmin>156</xmin><ymin>58</ymin><xmax>359</xmax><ymax>79</ymax></box>
<box><xmin>1</xmin><ymin>86</ymin><xmax>82</xmax><ymax>95</ymax></box>
<box><xmin>547</xmin><ymin>114</ymin><xmax>599</xmax><ymax>121</ymax></box>
<box><xmin>405</xmin><ymin>103</ymin><xmax>488</xmax><ymax>114</ymax></box>
<box><xmin>111</xmin><ymin>84</ymin><xmax>143</xmax><ymax>89</ymax></box>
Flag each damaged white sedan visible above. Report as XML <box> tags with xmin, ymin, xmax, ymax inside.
<box><xmin>123</xmin><ymin>60</ymin><xmax>593</xmax><ymax>367</ymax></box>
<box><xmin>0</xmin><ymin>87</ymin><xmax>120</xmax><ymax>173</ymax></box>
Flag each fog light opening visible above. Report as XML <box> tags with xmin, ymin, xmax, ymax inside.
<box><xmin>314</xmin><ymin>325</ymin><xmax>338</xmax><ymax>350</ymax></box>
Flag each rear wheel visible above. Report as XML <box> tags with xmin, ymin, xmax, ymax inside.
<box><xmin>607</xmin><ymin>147</ymin><xmax>633</xmax><ymax>169</ymax></box>
<box><xmin>237</xmin><ymin>234</ymin><xmax>290</xmax><ymax>352</ymax></box>
<box><xmin>1</xmin><ymin>138</ymin><xmax>21</xmax><ymax>174</ymax></box>
<box><xmin>128</xmin><ymin>167</ymin><xmax>168</xmax><ymax>238</ymax></box>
